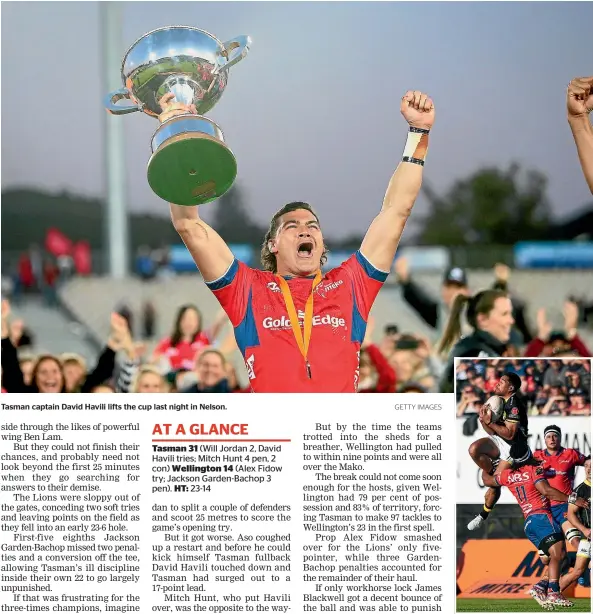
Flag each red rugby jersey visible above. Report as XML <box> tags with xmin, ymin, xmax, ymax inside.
<box><xmin>154</xmin><ymin>332</ymin><xmax>211</xmax><ymax>371</ymax></box>
<box><xmin>496</xmin><ymin>464</ymin><xmax>551</xmax><ymax>519</ymax></box>
<box><xmin>533</xmin><ymin>447</ymin><xmax>587</xmax><ymax>499</ymax></box>
<box><xmin>206</xmin><ymin>251</ymin><xmax>388</xmax><ymax>393</ymax></box>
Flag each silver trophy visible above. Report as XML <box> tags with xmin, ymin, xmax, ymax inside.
<box><xmin>104</xmin><ymin>26</ymin><xmax>251</xmax><ymax>205</ymax></box>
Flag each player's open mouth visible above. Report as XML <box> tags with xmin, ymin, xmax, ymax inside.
<box><xmin>297</xmin><ymin>241</ymin><xmax>314</xmax><ymax>258</ymax></box>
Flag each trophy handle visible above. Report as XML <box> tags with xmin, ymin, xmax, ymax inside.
<box><xmin>104</xmin><ymin>88</ymin><xmax>144</xmax><ymax>115</ymax></box>
<box><xmin>215</xmin><ymin>35</ymin><xmax>252</xmax><ymax>74</ymax></box>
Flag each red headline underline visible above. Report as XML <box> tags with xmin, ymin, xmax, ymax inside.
<box><xmin>152</xmin><ymin>439</ymin><xmax>292</xmax><ymax>442</ymax></box>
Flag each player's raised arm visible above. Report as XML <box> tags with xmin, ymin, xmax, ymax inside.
<box><xmin>567</xmin><ymin>76</ymin><xmax>593</xmax><ymax>194</ymax></box>
<box><xmin>360</xmin><ymin>91</ymin><xmax>434</xmax><ymax>272</ymax></box>
<box><xmin>170</xmin><ymin>203</ymin><xmax>235</xmax><ymax>281</ymax></box>
<box><xmin>159</xmin><ymin>94</ymin><xmax>235</xmax><ymax>281</ymax></box>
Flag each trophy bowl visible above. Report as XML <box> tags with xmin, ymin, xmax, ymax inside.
<box><xmin>104</xmin><ymin>26</ymin><xmax>251</xmax><ymax>205</ymax></box>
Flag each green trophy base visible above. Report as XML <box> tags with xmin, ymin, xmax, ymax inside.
<box><xmin>147</xmin><ymin>133</ymin><xmax>237</xmax><ymax>206</ymax></box>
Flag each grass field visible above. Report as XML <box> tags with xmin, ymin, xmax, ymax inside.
<box><xmin>457</xmin><ymin>598</ymin><xmax>591</xmax><ymax>612</ymax></box>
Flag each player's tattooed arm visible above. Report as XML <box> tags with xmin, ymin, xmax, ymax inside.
<box><xmin>170</xmin><ymin>206</ymin><xmax>236</xmax><ymax>282</ymax></box>
<box><xmin>360</xmin><ymin>91</ymin><xmax>434</xmax><ymax>272</ymax></box>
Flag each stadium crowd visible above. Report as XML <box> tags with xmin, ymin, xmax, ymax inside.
<box><xmin>1</xmin><ymin>259</ymin><xmax>591</xmax><ymax>395</ymax></box>
<box><xmin>456</xmin><ymin>358</ymin><xmax>591</xmax><ymax>416</ymax></box>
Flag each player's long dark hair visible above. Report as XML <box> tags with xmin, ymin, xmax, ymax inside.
<box><xmin>437</xmin><ymin>289</ymin><xmax>508</xmax><ymax>355</ymax></box>
<box><xmin>261</xmin><ymin>202</ymin><xmax>328</xmax><ymax>273</ymax></box>
<box><xmin>170</xmin><ymin>304</ymin><xmax>203</xmax><ymax>347</ymax></box>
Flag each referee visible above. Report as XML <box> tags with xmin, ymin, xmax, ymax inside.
<box><xmin>560</xmin><ymin>457</ymin><xmax>591</xmax><ymax>592</ymax></box>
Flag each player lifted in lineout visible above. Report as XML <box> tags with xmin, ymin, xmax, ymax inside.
<box><xmin>160</xmin><ymin>90</ymin><xmax>435</xmax><ymax>392</ymax></box>
<box><xmin>482</xmin><ymin>458</ymin><xmax>589</xmax><ymax>609</ymax></box>
<box><xmin>466</xmin><ymin>372</ymin><xmax>530</xmax><ymax>530</ymax></box>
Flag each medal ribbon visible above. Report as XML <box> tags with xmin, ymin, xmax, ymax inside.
<box><xmin>276</xmin><ymin>271</ymin><xmax>322</xmax><ymax>377</ymax></box>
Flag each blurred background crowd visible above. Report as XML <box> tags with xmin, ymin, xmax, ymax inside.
<box><xmin>456</xmin><ymin>358</ymin><xmax>591</xmax><ymax>416</ymax></box>
<box><xmin>2</xmin><ymin>254</ymin><xmax>592</xmax><ymax>394</ymax></box>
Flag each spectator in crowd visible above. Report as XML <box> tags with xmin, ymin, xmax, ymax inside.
<box><xmin>378</xmin><ymin>323</ymin><xmax>400</xmax><ymax>358</ymax></box>
<box><xmin>400</xmin><ymin>382</ymin><xmax>429</xmax><ymax>393</ymax></box>
<box><xmin>9</xmin><ymin>318</ymin><xmax>34</xmax><ymax>349</ymax></box>
<box><xmin>525</xmin><ymin>303</ymin><xmax>591</xmax><ymax>358</ymax></box>
<box><xmin>394</xmin><ymin>259</ymin><xmax>534</xmax><ymax>343</ymax></box>
<box><xmin>393</xmin><ymin>257</ymin><xmax>469</xmax><ymax>337</ymax></box>
<box><xmin>142</xmin><ymin>301</ymin><xmax>157</xmax><ymax>340</ymax></box>
<box><xmin>152</xmin><ymin>305</ymin><xmax>227</xmax><ymax>371</ymax></box>
<box><xmin>1</xmin><ymin>300</ymin><xmax>128</xmax><ymax>393</ymax></box>
<box><xmin>91</xmin><ymin>384</ymin><xmax>115</xmax><ymax>393</ymax></box>
<box><xmin>439</xmin><ymin>289</ymin><xmax>513</xmax><ymax>392</ymax></box>
<box><xmin>42</xmin><ymin>259</ymin><xmax>60</xmax><ymax>306</ymax></box>
<box><xmin>60</xmin><ymin>353</ymin><xmax>88</xmax><ymax>393</ymax></box>
<box><xmin>490</xmin><ymin>263</ymin><xmax>533</xmax><ymax>343</ymax></box>
<box><xmin>456</xmin><ymin>384</ymin><xmax>485</xmax><ymax>417</ymax></box>
<box><xmin>543</xmin><ymin>359</ymin><xmax>566</xmax><ymax>388</ymax></box>
<box><xmin>116</xmin><ymin>303</ymin><xmax>134</xmax><ymax>339</ymax></box>
<box><xmin>18</xmin><ymin>355</ymin><xmax>35</xmax><ymax>387</ymax></box>
<box><xmin>131</xmin><ymin>366</ymin><xmax>168</xmax><ymax>393</ymax></box>
<box><xmin>180</xmin><ymin>349</ymin><xmax>232</xmax><ymax>393</ymax></box>
<box><xmin>358</xmin><ymin>317</ymin><xmax>397</xmax><ymax>393</ymax></box>
<box><xmin>389</xmin><ymin>334</ymin><xmax>438</xmax><ymax>392</ymax></box>
<box><xmin>17</xmin><ymin>252</ymin><xmax>35</xmax><ymax>299</ymax></box>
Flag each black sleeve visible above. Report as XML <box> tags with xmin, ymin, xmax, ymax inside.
<box><xmin>1</xmin><ymin>337</ymin><xmax>28</xmax><ymax>393</ymax></box>
<box><xmin>400</xmin><ymin>278</ymin><xmax>439</xmax><ymax>329</ymax></box>
<box><xmin>81</xmin><ymin>347</ymin><xmax>116</xmax><ymax>393</ymax></box>
<box><xmin>511</xmin><ymin>302</ymin><xmax>533</xmax><ymax>343</ymax></box>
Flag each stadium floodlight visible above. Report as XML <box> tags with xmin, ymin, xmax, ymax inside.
<box><xmin>101</xmin><ymin>1</ymin><xmax>130</xmax><ymax>278</ymax></box>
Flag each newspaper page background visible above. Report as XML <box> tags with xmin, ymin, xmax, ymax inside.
<box><xmin>1</xmin><ymin>394</ymin><xmax>454</xmax><ymax>614</ymax></box>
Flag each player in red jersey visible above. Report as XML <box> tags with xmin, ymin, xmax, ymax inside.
<box><xmin>160</xmin><ymin>91</ymin><xmax>435</xmax><ymax>392</ymax></box>
<box><xmin>482</xmin><ymin>460</ymin><xmax>589</xmax><ymax>609</ymax></box>
<box><xmin>534</xmin><ymin>424</ymin><xmax>587</xmax><ymax>545</ymax></box>
<box><xmin>532</xmin><ymin>425</ymin><xmax>588</xmax><ymax>600</ymax></box>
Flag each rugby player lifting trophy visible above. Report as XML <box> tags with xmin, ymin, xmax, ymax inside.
<box><xmin>104</xmin><ymin>26</ymin><xmax>251</xmax><ymax>205</ymax></box>
<box><xmin>163</xmin><ymin>88</ymin><xmax>435</xmax><ymax>393</ymax></box>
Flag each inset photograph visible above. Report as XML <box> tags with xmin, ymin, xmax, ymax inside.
<box><xmin>455</xmin><ymin>358</ymin><xmax>591</xmax><ymax>612</ymax></box>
